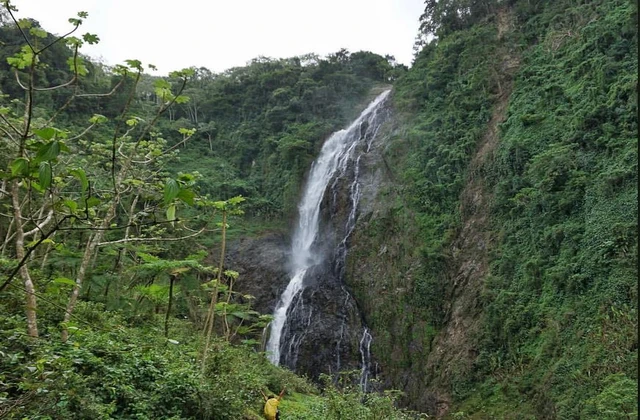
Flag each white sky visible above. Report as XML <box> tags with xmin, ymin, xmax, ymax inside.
<box><xmin>11</xmin><ymin>0</ymin><xmax>425</xmax><ymax>75</ymax></box>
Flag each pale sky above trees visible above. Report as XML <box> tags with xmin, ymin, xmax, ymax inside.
<box><xmin>12</xmin><ymin>0</ymin><xmax>424</xmax><ymax>74</ymax></box>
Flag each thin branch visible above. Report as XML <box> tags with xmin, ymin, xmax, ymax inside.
<box><xmin>23</xmin><ymin>208</ymin><xmax>54</xmax><ymax>237</ymax></box>
<box><xmin>55</xmin><ymin>214</ymin><xmax>204</xmax><ymax>232</ymax></box>
<box><xmin>160</xmin><ymin>133</ymin><xmax>194</xmax><ymax>156</ymax></box>
<box><xmin>0</xmin><ymin>214</ymin><xmax>73</xmax><ymax>293</ymax></box>
<box><xmin>66</xmin><ymin>122</ymin><xmax>96</xmax><ymax>142</ymax></box>
<box><xmin>21</xmin><ymin>54</ymin><xmax>36</xmax><ymax>144</ymax></box>
<box><xmin>0</xmin><ymin>113</ymin><xmax>21</xmax><ymax>137</ymax></box>
<box><xmin>35</xmin><ymin>23</ymin><xmax>80</xmax><ymax>56</ymax></box>
<box><xmin>97</xmin><ymin>227</ymin><xmax>206</xmax><ymax>246</ymax></box>
<box><xmin>13</xmin><ymin>68</ymin><xmax>28</xmax><ymax>90</ymax></box>
<box><xmin>133</xmin><ymin>76</ymin><xmax>189</xmax><ymax>151</ymax></box>
<box><xmin>5</xmin><ymin>4</ymin><xmax>34</xmax><ymax>52</ymax></box>
<box><xmin>110</xmin><ymin>69</ymin><xmax>139</xmax><ymax>191</ymax></box>
<box><xmin>31</xmin><ymin>47</ymin><xmax>79</xmax><ymax>91</ymax></box>
<box><xmin>0</xmin><ymin>126</ymin><xmax>20</xmax><ymax>148</ymax></box>
<box><xmin>76</xmin><ymin>77</ymin><xmax>125</xmax><ymax>97</ymax></box>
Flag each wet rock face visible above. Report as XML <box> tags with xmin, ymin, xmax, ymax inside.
<box><xmin>225</xmin><ymin>230</ymin><xmax>365</xmax><ymax>382</ymax></box>
<box><xmin>225</xmin><ymin>233</ymin><xmax>290</xmax><ymax>316</ymax></box>
<box><xmin>279</xmin><ymin>259</ymin><xmax>365</xmax><ymax>382</ymax></box>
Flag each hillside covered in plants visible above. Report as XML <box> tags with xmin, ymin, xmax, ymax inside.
<box><xmin>0</xmin><ymin>0</ymin><xmax>637</xmax><ymax>418</ymax></box>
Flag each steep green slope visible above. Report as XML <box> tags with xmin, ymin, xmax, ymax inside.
<box><xmin>348</xmin><ymin>0</ymin><xmax>637</xmax><ymax>417</ymax></box>
<box><xmin>478</xmin><ymin>0</ymin><xmax>637</xmax><ymax>417</ymax></box>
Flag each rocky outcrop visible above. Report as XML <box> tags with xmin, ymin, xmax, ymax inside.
<box><xmin>225</xmin><ymin>232</ymin><xmax>290</xmax><ymax>316</ymax></box>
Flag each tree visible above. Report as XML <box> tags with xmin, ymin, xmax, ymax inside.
<box><xmin>0</xmin><ymin>1</ymin><xmax>204</xmax><ymax>340</ymax></box>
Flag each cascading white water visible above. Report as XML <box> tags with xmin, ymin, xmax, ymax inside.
<box><xmin>266</xmin><ymin>90</ymin><xmax>391</xmax><ymax>365</ymax></box>
<box><xmin>359</xmin><ymin>327</ymin><xmax>373</xmax><ymax>392</ymax></box>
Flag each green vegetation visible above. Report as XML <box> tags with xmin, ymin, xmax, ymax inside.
<box><xmin>0</xmin><ymin>2</ymin><xmax>411</xmax><ymax>418</ymax></box>
<box><xmin>148</xmin><ymin>50</ymin><xmax>404</xmax><ymax>220</ymax></box>
<box><xmin>371</xmin><ymin>0</ymin><xmax>637</xmax><ymax>417</ymax></box>
<box><xmin>1</xmin><ymin>0</ymin><xmax>637</xmax><ymax>418</ymax></box>
<box><xmin>477</xmin><ymin>0</ymin><xmax>637</xmax><ymax>417</ymax></box>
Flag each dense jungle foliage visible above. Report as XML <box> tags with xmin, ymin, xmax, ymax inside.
<box><xmin>0</xmin><ymin>0</ymin><xmax>637</xmax><ymax>418</ymax></box>
<box><xmin>386</xmin><ymin>0</ymin><xmax>637</xmax><ymax>417</ymax></box>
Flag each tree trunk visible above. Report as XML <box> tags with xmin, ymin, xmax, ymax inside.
<box><xmin>61</xmin><ymin>197</ymin><xmax>117</xmax><ymax>341</ymax></box>
<box><xmin>165</xmin><ymin>274</ymin><xmax>176</xmax><ymax>338</ymax></box>
<box><xmin>11</xmin><ymin>180</ymin><xmax>38</xmax><ymax>337</ymax></box>
<box><xmin>201</xmin><ymin>211</ymin><xmax>227</xmax><ymax>374</ymax></box>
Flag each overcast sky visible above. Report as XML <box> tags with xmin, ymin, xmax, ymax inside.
<box><xmin>11</xmin><ymin>0</ymin><xmax>425</xmax><ymax>75</ymax></box>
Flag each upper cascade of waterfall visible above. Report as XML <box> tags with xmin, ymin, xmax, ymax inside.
<box><xmin>290</xmin><ymin>89</ymin><xmax>391</xmax><ymax>271</ymax></box>
<box><xmin>267</xmin><ymin>89</ymin><xmax>391</xmax><ymax>365</ymax></box>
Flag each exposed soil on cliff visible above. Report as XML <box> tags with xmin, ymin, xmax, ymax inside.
<box><xmin>426</xmin><ymin>8</ymin><xmax>520</xmax><ymax>417</ymax></box>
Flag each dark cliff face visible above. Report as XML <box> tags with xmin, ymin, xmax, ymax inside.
<box><xmin>225</xmin><ymin>233</ymin><xmax>291</xmax><ymax>316</ymax></box>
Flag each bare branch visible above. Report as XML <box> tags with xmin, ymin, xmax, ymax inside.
<box><xmin>76</xmin><ymin>76</ymin><xmax>125</xmax><ymax>98</ymax></box>
<box><xmin>13</xmin><ymin>68</ymin><xmax>28</xmax><ymax>91</ymax></box>
<box><xmin>23</xmin><ymin>209</ymin><xmax>54</xmax><ymax>237</ymax></box>
<box><xmin>66</xmin><ymin>122</ymin><xmax>96</xmax><ymax>142</ymax></box>
<box><xmin>0</xmin><ymin>113</ymin><xmax>22</xmax><ymax>137</ymax></box>
<box><xmin>97</xmin><ymin>227</ymin><xmax>206</xmax><ymax>247</ymax></box>
<box><xmin>35</xmin><ymin>22</ymin><xmax>80</xmax><ymax>56</ymax></box>
<box><xmin>5</xmin><ymin>4</ymin><xmax>34</xmax><ymax>52</ymax></box>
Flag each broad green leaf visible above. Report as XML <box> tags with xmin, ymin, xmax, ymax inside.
<box><xmin>38</xmin><ymin>162</ymin><xmax>52</xmax><ymax>189</ymax></box>
<box><xmin>153</xmin><ymin>79</ymin><xmax>171</xmax><ymax>90</ymax></box>
<box><xmin>125</xmin><ymin>59</ymin><xmax>143</xmax><ymax>70</ymax></box>
<box><xmin>17</xmin><ymin>19</ymin><xmax>32</xmax><ymax>29</ymax></box>
<box><xmin>30</xmin><ymin>180</ymin><xmax>44</xmax><ymax>192</ymax></box>
<box><xmin>29</xmin><ymin>27</ymin><xmax>47</xmax><ymax>39</ymax></box>
<box><xmin>36</xmin><ymin>141</ymin><xmax>60</xmax><ymax>161</ymax></box>
<box><xmin>70</xmin><ymin>169</ymin><xmax>88</xmax><ymax>192</ymax></box>
<box><xmin>178</xmin><ymin>127</ymin><xmax>194</xmax><ymax>135</ymax></box>
<box><xmin>10</xmin><ymin>158</ymin><xmax>29</xmax><ymax>177</ymax></box>
<box><xmin>33</xmin><ymin>127</ymin><xmax>57</xmax><ymax>141</ymax></box>
<box><xmin>164</xmin><ymin>179</ymin><xmax>180</xmax><ymax>204</ymax></box>
<box><xmin>82</xmin><ymin>33</ymin><xmax>100</xmax><ymax>45</ymax></box>
<box><xmin>89</xmin><ymin>114</ymin><xmax>108</xmax><ymax>124</ymax></box>
<box><xmin>175</xmin><ymin>95</ymin><xmax>190</xmax><ymax>104</ymax></box>
<box><xmin>86</xmin><ymin>197</ymin><xmax>100</xmax><ymax>208</ymax></box>
<box><xmin>67</xmin><ymin>56</ymin><xmax>88</xmax><ymax>76</ymax></box>
<box><xmin>166</xmin><ymin>204</ymin><xmax>176</xmax><ymax>224</ymax></box>
<box><xmin>53</xmin><ymin>277</ymin><xmax>76</xmax><ymax>286</ymax></box>
<box><xmin>7</xmin><ymin>46</ymin><xmax>35</xmax><ymax>69</ymax></box>
<box><xmin>65</xmin><ymin>36</ymin><xmax>81</xmax><ymax>47</ymax></box>
<box><xmin>136</xmin><ymin>252</ymin><xmax>160</xmax><ymax>263</ymax></box>
<box><xmin>227</xmin><ymin>195</ymin><xmax>245</xmax><ymax>205</ymax></box>
<box><xmin>177</xmin><ymin>173</ymin><xmax>196</xmax><ymax>183</ymax></box>
<box><xmin>63</xmin><ymin>199</ymin><xmax>78</xmax><ymax>212</ymax></box>
<box><xmin>177</xmin><ymin>189</ymin><xmax>195</xmax><ymax>206</ymax></box>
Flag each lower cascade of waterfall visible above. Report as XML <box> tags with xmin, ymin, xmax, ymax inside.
<box><xmin>266</xmin><ymin>89</ymin><xmax>391</xmax><ymax>387</ymax></box>
<box><xmin>359</xmin><ymin>327</ymin><xmax>373</xmax><ymax>392</ymax></box>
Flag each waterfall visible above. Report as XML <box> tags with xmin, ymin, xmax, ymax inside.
<box><xmin>359</xmin><ymin>327</ymin><xmax>373</xmax><ymax>392</ymax></box>
<box><xmin>266</xmin><ymin>89</ymin><xmax>391</xmax><ymax>367</ymax></box>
